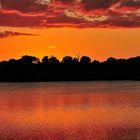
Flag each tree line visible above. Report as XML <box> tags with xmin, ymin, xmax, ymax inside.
<box><xmin>0</xmin><ymin>55</ymin><xmax>140</xmax><ymax>81</ymax></box>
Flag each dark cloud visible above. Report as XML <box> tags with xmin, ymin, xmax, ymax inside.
<box><xmin>0</xmin><ymin>0</ymin><xmax>139</xmax><ymax>28</ymax></box>
<box><xmin>107</xmin><ymin>14</ymin><xmax>140</xmax><ymax>27</ymax></box>
<box><xmin>81</xmin><ymin>0</ymin><xmax>120</xmax><ymax>10</ymax></box>
<box><xmin>0</xmin><ymin>31</ymin><xmax>39</xmax><ymax>38</ymax></box>
<box><xmin>120</xmin><ymin>0</ymin><xmax>140</xmax><ymax>8</ymax></box>
<box><xmin>0</xmin><ymin>0</ymin><xmax>48</xmax><ymax>12</ymax></box>
<box><xmin>0</xmin><ymin>10</ymin><xmax>44</xmax><ymax>27</ymax></box>
<box><xmin>56</xmin><ymin>0</ymin><xmax>75</xmax><ymax>5</ymax></box>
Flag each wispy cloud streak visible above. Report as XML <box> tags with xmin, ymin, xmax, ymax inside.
<box><xmin>0</xmin><ymin>31</ymin><xmax>39</xmax><ymax>38</ymax></box>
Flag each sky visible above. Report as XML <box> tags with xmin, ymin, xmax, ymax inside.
<box><xmin>0</xmin><ymin>0</ymin><xmax>140</xmax><ymax>61</ymax></box>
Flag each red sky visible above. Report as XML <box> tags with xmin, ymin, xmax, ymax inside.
<box><xmin>0</xmin><ymin>0</ymin><xmax>140</xmax><ymax>61</ymax></box>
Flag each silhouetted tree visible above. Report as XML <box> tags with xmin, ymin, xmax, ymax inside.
<box><xmin>9</xmin><ymin>59</ymin><xmax>16</xmax><ymax>63</ymax></box>
<box><xmin>19</xmin><ymin>55</ymin><xmax>40</xmax><ymax>64</ymax></box>
<box><xmin>117</xmin><ymin>59</ymin><xmax>126</xmax><ymax>64</ymax></box>
<box><xmin>62</xmin><ymin>56</ymin><xmax>73</xmax><ymax>64</ymax></box>
<box><xmin>0</xmin><ymin>55</ymin><xmax>140</xmax><ymax>82</ymax></box>
<box><xmin>42</xmin><ymin>56</ymin><xmax>49</xmax><ymax>64</ymax></box>
<box><xmin>0</xmin><ymin>61</ymin><xmax>8</xmax><ymax>66</ymax></box>
<box><xmin>127</xmin><ymin>56</ymin><xmax>140</xmax><ymax>65</ymax></box>
<box><xmin>48</xmin><ymin>56</ymin><xmax>60</xmax><ymax>64</ymax></box>
<box><xmin>73</xmin><ymin>57</ymin><xmax>79</xmax><ymax>64</ymax></box>
<box><xmin>92</xmin><ymin>60</ymin><xmax>100</xmax><ymax>65</ymax></box>
<box><xmin>106</xmin><ymin>57</ymin><xmax>117</xmax><ymax>64</ymax></box>
<box><xmin>80</xmin><ymin>56</ymin><xmax>91</xmax><ymax>64</ymax></box>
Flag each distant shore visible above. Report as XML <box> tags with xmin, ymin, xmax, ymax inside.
<box><xmin>0</xmin><ymin>55</ymin><xmax>140</xmax><ymax>82</ymax></box>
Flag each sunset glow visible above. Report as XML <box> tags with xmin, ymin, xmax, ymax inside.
<box><xmin>0</xmin><ymin>27</ymin><xmax>140</xmax><ymax>61</ymax></box>
<box><xmin>0</xmin><ymin>1</ymin><xmax>140</xmax><ymax>139</ymax></box>
<box><xmin>0</xmin><ymin>0</ymin><xmax>139</xmax><ymax>61</ymax></box>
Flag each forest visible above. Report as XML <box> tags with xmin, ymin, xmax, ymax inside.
<box><xmin>0</xmin><ymin>55</ymin><xmax>140</xmax><ymax>82</ymax></box>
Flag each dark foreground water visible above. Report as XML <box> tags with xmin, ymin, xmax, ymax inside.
<box><xmin>0</xmin><ymin>81</ymin><xmax>139</xmax><ymax>140</ymax></box>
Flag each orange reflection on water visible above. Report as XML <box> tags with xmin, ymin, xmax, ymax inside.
<box><xmin>0</xmin><ymin>82</ymin><xmax>139</xmax><ymax>140</ymax></box>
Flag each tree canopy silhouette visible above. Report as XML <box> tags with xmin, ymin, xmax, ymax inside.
<box><xmin>0</xmin><ymin>55</ymin><xmax>140</xmax><ymax>82</ymax></box>
<box><xmin>80</xmin><ymin>56</ymin><xmax>91</xmax><ymax>64</ymax></box>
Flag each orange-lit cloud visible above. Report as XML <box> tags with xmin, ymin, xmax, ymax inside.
<box><xmin>0</xmin><ymin>31</ymin><xmax>38</xmax><ymax>38</ymax></box>
<box><xmin>0</xmin><ymin>0</ymin><xmax>139</xmax><ymax>28</ymax></box>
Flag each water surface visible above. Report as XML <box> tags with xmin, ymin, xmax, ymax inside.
<box><xmin>0</xmin><ymin>81</ymin><xmax>139</xmax><ymax>140</ymax></box>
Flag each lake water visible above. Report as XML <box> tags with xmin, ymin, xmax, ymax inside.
<box><xmin>0</xmin><ymin>81</ymin><xmax>139</xmax><ymax>140</ymax></box>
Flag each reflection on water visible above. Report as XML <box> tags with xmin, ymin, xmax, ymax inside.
<box><xmin>0</xmin><ymin>81</ymin><xmax>139</xmax><ymax>140</ymax></box>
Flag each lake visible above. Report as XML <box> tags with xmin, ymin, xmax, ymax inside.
<box><xmin>0</xmin><ymin>81</ymin><xmax>139</xmax><ymax>140</ymax></box>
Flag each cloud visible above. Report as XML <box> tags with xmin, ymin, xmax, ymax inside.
<box><xmin>120</xmin><ymin>0</ymin><xmax>140</xmax><ymax>8</ymax></box>
<box><xmin>0</xmin><ymin>0</ymin><xmax>48</xmax><ymax>12</ymax></box>
<box><xmin>48</xmin><ymin>45</ymin><xmax>57</xmax><ymax>49</ymax></box>
<box><xmin>0</xmin><ymin>31</ymin><xmax>39</xmax><ymax>38</ymax></box>
<box><xmin>81</xmin><ymin>0</ymin><xmax>120</xmax><ymax>10</ymax></box>
<box><xmin>0</xmin><ymin>0</ymin><xmax>139</xmax><ymax>28</ymax></box>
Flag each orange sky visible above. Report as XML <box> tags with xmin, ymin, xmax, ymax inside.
<box><xmin>0</xmin><ymin>27</ymin><xmax>140</xmax><ymax>61</ymax></box>
<box><xmin>0</xmin><ymin>0</ymin><xmax>140</xmax><ymax>61</ymax></box>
